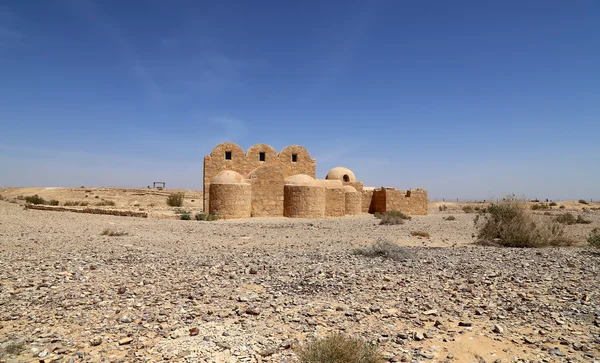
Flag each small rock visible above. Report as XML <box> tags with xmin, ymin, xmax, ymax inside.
<box><xmin>117</xmin><ymin>286</ymin><xmax>126</xmax><ymax>294</ymax></box>
<box><xmin>246</xmin><ymin>307</ymin><xmax>261</xmax><ymax>316</ymax></box>
<box><xmin>89</xmin><ymin>337</ymin><xmax>102</xmax><ymax>346</ymax></box>
<box><xmin>189</xmin><ymin>328</ymin><xmax>199</xmax><ymax>336</ymax></box>
<box><xmin>458</xmin><ymin>321</ymin><xmax>472</xmax><ymax>327</ymax></box>
<box><xmin>118</xmin><ymin>337</ymin><xmax>133</xmax><ymax>345</ymax></box>
<box><xmin>493</xmin><ymin>324</ymin><xmax>504</xmax><ymax>334</ymax></box>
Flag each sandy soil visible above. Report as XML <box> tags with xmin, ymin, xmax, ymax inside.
<box><xmin>0</xmin><ymin>188</ymin><xmax>599</xmax><ymax>362</ymax></box>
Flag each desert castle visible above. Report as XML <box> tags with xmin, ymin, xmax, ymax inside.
<box><xmin>203</xmin><ymin>142</ymin><xmax>428</xmax><ymax>219</ymax></box>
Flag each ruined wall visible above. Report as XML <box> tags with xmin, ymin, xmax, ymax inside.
<box><xmin>203</xmin><ymin>142</ymin><xmax>315</xmax><ymax>211</ymax></box>
<box><xmin>372</xmin><ymin>188</ymin><xmax>387</xmax><ymax>213</ymax></box>
<box><xmin>24</xmin><ymin>204</ymin><xmax>148</xmax><ymax>218</ymax></box>
<box><xmin>373</xmin><ymin>188</ymin><xmax>429</xmax><ymax>216</ymax></box>
<box><xmin>317</xmin><ymin>180</ymin><xmax>344</xmax><ymax>217</ymax></box>
<box><xmin>209</xmin><ymin>183</ymin><xmax>252</xmax><ymax>219</ymax></box>
<box><xmin>248</xmin><ymin>164</ymin><xmax>285</xmax><ymax>217</ymax></box>
<box><xmin>284</xmin><ymin>185</ymin><xmax>325</xmax><ymax>218</ymax></box>
<box><xmin>361</xmin><ymin>189</ymin><xmax>375</xmax><ymax>213</ymax></box>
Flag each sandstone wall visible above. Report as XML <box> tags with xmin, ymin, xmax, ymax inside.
<box><xmin>361</xmin><ymin>189</ymin><xmax>375</xmax><ymax>213</ymax></box>
<box><xmin>209</xmin><ymin>183</ymin><xmax>252</xmax><ymax>219</ymax></box>
<box><xmin>344</xmin><ymin>190</ymin><xmax>362</xmax><ymax>215</ymax></box>
<box><xmin>204</xmin><ymin>142</ymin><xmax>315</xmax><ymax>211</ymax></box>
<box><xmin>284</xmin><ymin>185</ymin><xmax>325</xmax><ymax>218</ymax></box>
<box><xmin>343</xmin><ymin>181</ymin><xmax>363</xmax><ymax>193</ymax></box>
<box><xmin>248</xmin><ymin>164</ymin><xmax>285</xmax><ymax>217</ymax></box>
<box><xmin>324</xmin><ymin>188</ymin><xmax>345</xmax><ymax>217</ymax></box>
<box><xmin>372</xmin><ymin>188</ymin><xmax>429</xmax><ymax>216</ymax></box>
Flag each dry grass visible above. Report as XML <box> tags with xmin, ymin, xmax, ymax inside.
<box><xmin>64</xmin><ymin>201</ymin><xmax>90</xmax><ymax>206</ymax></box>
<box><xmin>375</xmin><ymin>210</ymin><xmax>410</xmax><ymax>225</ymax></box>
<box><xmin>295</xmin><ymin>333</ymin><xmax>384</xmax><ymax>363</ymax></box>
<box><xmin>474</xmin><ymin>200</ymin><xmax>574</xmax><ymax>248</ymax></box>
<box><xmin>462</xmin><ymin>206</ymin><xmax>475</xmax><ymax>213</ymax></box>
<box><xmin>195</xmin><ymin>213</ymin><xmax>220</xmax><ymax>221</ymax></box>
<box><xmin>411</xmin><ymin>231</ymin><xmax>431</xmax><ymax>238</ymax></box>
<box><xmin>589</xmin><ymin>228</ymin><xmax>600</xmax><ymax>248</ymax></box>
<box><xmin>167</xmin><ymin>192</ymin><xmax>185</xmax><ymax>207</ymax></box>
<box><xmin>101</xmin><ymin>228</ymin><xmax>129</xmax><ymax>237</ymax></box>
<box><xmin>555</xmin><ymin>213</ymin><xmax>592</xmax><ymax>225</ymax></box>
<box><xmin>95</xmin><ymin>200</ymin><xmax>116</xmax><ymax>207</ymax></box>
<box><xmin>352</xmin><ymin>239</ymin><xmax>415</xmax><ymax>261</ymax></box>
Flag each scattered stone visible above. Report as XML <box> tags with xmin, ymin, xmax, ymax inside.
<box><xmin>89</xmin><ymin>337</ymin><xmax>102</xmax><ymax>346</ymax></box>
<box><xmin>118</xmin><ymin>337</ymin><xmax>133</xmax><ymax>345</ymax></box>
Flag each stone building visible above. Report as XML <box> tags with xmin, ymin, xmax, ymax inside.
<box><xmin>203</xmin><ymin>142</ymin><xmax>427</xmax><ymax>219</ymax></box>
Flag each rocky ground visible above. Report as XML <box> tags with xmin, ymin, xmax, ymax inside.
<box><xmin>0</xmin><ymin>196</ymin><xmax>599</xmax><ymax>363</ymax></box>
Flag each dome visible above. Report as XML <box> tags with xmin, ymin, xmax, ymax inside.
<box><xmin>326</xmin><ymin>167</ymin><xmax>356</xmax><ymax>182</ymax></box>
<box><xmin>211</xmin><ymin>170</ymin><xmax>246</xmax><ymax>184</ymax></box>
<box><xmin>285</xmin><ymin>174</ymin><xmax>317</xmax><ymax>186</ymax></box>
<box><xmin>316</xmin><ymin>179</ymin><xmax>343</xmax><ymax>189</ymax></box>
<box><xmin>343</xmin><ymin>185</ymin><xmax>357</xmax><ymax>193</ymax></box>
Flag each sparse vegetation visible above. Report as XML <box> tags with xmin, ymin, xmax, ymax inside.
<box><xmin>411</xmin><ymin>231</ymin><xmax>430</xmax><ymax>238</ymax></box>
<box><xmin>531</xmin><ymin>203</ymin><xmax>550</xmax><ymax>210</ymax></box>
<box><xmin>462</xmin><ymin>206</ymin><xmax>474</xmax><ymax>213</ymax></box>
<box><xmin>549</xmin><ymin>202</ymin><xmax>557</xmax><ymax>207</ymax></box>
<box><xmin>295</xmin><ymin>333</ymin><xmax>384</xmax><ymax>363</ymax></box>
<box><xmin>3</xmin><ymin>341</ymin><xmax>25</xmax><ymax>355</ymax></box>
<box><xmin>555</xmin><ymin>213</ymin><xmax>591</xmax><ymax>225</ymax></box>
<box><xmin>375</xmin><ymin>210</ymin><xmax>410</xmax><ymax>225</ymax></box>
<box><xmin>167</xmin><ymin>192</ymin><xmax>185</xmax><ymax>207</ymax></box>
<box><xmin>95</xmin><ymin>200</ymin><xmax>116</xmax><ymax>207</ymax></box>
<box><xmin>101</xmin><ymin>228</ymin><xmax>128</xmax><ymax>236</ymax></box>
<box><xmin>64</xmin><ymin>201</ymin><xmax>89</xmax><ymax>206</ymax></box>
<box><xmin>559</xmin><ymin>205</ymin><xmax>565</xmax><ymax>209</ymax></box>
<box><xmin>588</xmin><ymin>228</ymin><xmax>600</xmax><ymax>248</ymax></box>
<box><xmin>180</xmin><ymin>212</ymin><xmax>191</xmax><ymax>220</ymax></box>
<box><xmin>352</xmin><ymin>239</ymin><xmax>415</xmax><ymax>261</ymax></box>
<box><xmin>0</xmin><ymin>195</ymin><xmax>4</xmax><ymax>201</ymax></box>
<box><xmin>474</xmin><ymin>199</ymin><xmax>573</xmax><ymax>248</ymax></box>
<box><xmin>195</xmin><ymin>213</ymin><xmax>220</xmax><ymax>221</ymax></box>
<box><xmin>444</xmin><ymin>215</ymin><xmax>456</xmax><ymax>221</ymax></box>
<box><xmin>578</xmin><ymin>199</ymin><xmax>589</xmax><ymax>205</ymax></box>
<box><xmin>24</xmin><ymin>194</ymin><xmax>47</xmax><ymax>205</ymax></box>
<box><xmin>438</xmin><ymin>204</ymin><xmax>447</xmax><ymax>211</ymax></box>
<box><xmin>47</xmin><ymin>199</ymin><xmax>59</xmax><ymax>206</ymax></box>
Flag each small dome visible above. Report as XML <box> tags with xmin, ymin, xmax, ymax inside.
<box><xmin>316</xmin><ymin>179</ymin><xmax>343</xmax><ymax>189</ymax></box>
<box><xmin>211</xmin><ymin>170</ymin><xmax>246</xmax><ymax>184</ymax></box>
<box><xmin>343</xmin><ymin>185</ymin><xmax>357</xmax><ymax>193</ymax></box>
<box><xmin>285</xmin><ymin>174</ymin><xmax>317</xmax><ymax>186</ymax></box>
<box><xmin>326</xmin><ymin>167</ymin><xmax>356</xmax><ymax>182</ymax></box>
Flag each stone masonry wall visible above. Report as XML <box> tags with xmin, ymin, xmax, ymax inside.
<box><xmin>204</xmin><ymin>143</ymin><xmax>315</xmax><ymax>212</ymax></box>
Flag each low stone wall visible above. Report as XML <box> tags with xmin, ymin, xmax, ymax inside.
<box><xmin>24</xmin><ymin>204</ymin><xmax>148</xmax><ymax>218</ymax></box>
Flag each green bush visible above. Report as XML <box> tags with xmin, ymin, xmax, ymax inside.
<box><xmin>475</xmin><ymin>201</ymin><xmax>573</xmax><ymax>248</ymax></box>
<box><xmin>167</xmin><ymin>192</ymin><xmax>185</xmax><ymax>207</ymax></box>
<box><xmin>180</xmin><ymin>213</ymin><xmax>191</xmax><ymax>220</ymax></box>
<box><xmin>195</xmin><ymin>213</ymin><xmax>220</xmax><ymax>221</ymax></box>
<box><xmin>24</xmin><ymin>195</ymin><xmax>46</xmax><ymax>205</ymax></box>
<box><xmin>295</xmin><ymin>333</ymin><xmax>384</xmax><ymax>363</ymax></box>
<box><xmin>588</xmin><ymin>228</ymin><xmax>600</xmax><ymax>248</ymax></box>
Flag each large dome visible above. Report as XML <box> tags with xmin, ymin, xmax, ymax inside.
<box><xmin>326</xmin><ymin>167</ymin><xmax>356</xmax><ymax>183</ymax></box>
<box><xmin>211</xmin><ymin>170</ymin><xmax>246</xmax><ymax>184</ymax></box>
<box><xmin>285</xmin><ymin>174</ymin><xmax>317</xmax><ymax>186</ymax></box>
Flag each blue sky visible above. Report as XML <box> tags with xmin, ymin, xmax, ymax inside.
<box><xmin>1</xmin><ymin>0</ymin><xmax>598</xmax><ymax>201</ymax></box>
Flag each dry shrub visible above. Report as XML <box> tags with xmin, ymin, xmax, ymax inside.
<box><xmin>101</xmin><ymin>228</ymin><xmax>128</xmax><ymax>237</ymax></box>
<box><xmin>549</xmin><ymin>202</ymin><xmax>557</xmax><ymax>207</ymax></box>
<box><xmin>475</xmin><ymin>200</ymin><xmax>574</xmax><ymax>248</ymax></box>
<box><xmin>579</xmin><ymin>199</ymin><xmax>589</xmax><ymax>205</ymax></box>
<box><xmin>95</xmin><ymin>200</ymin><xmax>116</xmax><ymax>207</ymax></box>
<box><xmin>24</xmin><ymin>194</ymin><xmax>46</xmax><ymax>205</ymax></box>
<box><xmin>295</xmin><ymin>333</ymin><xmax>384</xmax><ymax>363</ymax></box>
<box><xmin>375</xmin><ymin>210</ymin><xmax>410</xmax><ymax>225</ymax></box>
<box><xmin>444</xmin><ymin>215</ymin><xmax>456</xmax><ymax>221</ymax></box>
<box><xmin>64</xmin><ymin>201</ymin><xmax>89</xmax><ymax>206</ymax></box>
<box><xmin>352</xmin><ymin>239</ymin><xmax>415</xmax><ymax>261</ymax></box>
<box><xmin>411</xmin><ymin>231</ymin><xmax>430</xmax><ymax>238</ymax></box>
<box><xmin>559</xmin><ymin>205</ymin><xmax>566</xmax><ymax>209</ymax></box>
<box><xmin>462</xmin><ymin>206</ymin><xmax>474</xmax><ymax>213</ymax></box>
<box><xmin>195</xmin><ymin>213</ymin><xmax>220</xmax><ymax>221</ymax></box>
<box><xmin>0</xmin><ymin>195</ymin><xmax>4</xmax><ymax>201</ymax></box>
<box><xmin>555</xmin><ymin>213</ymin><xmax>591</xmax><ymax>225</ymax></box>
<box><xmin>531</xmin><ymin>203</ymin><xmax>549</xmax><ymax>210</ymax></box>
<box><xmin>438</xmin><ymin>204</ymin><xmax>447</xmax><ymax>211</ymax></box>
<box><xmin>167</xmin><ymin>192</ymin><xmax>184</xmax><ymax>207</ymax></box>
<box><xmin>589</xmin><ymin>228</ymin><xmax>600</xmax><ymax>248</ymax></box>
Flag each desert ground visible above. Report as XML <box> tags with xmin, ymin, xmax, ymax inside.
<box><xmin>0</xmin><ymin>187</ymin><xmax>599</xmax><ymax>363</ymax></box>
